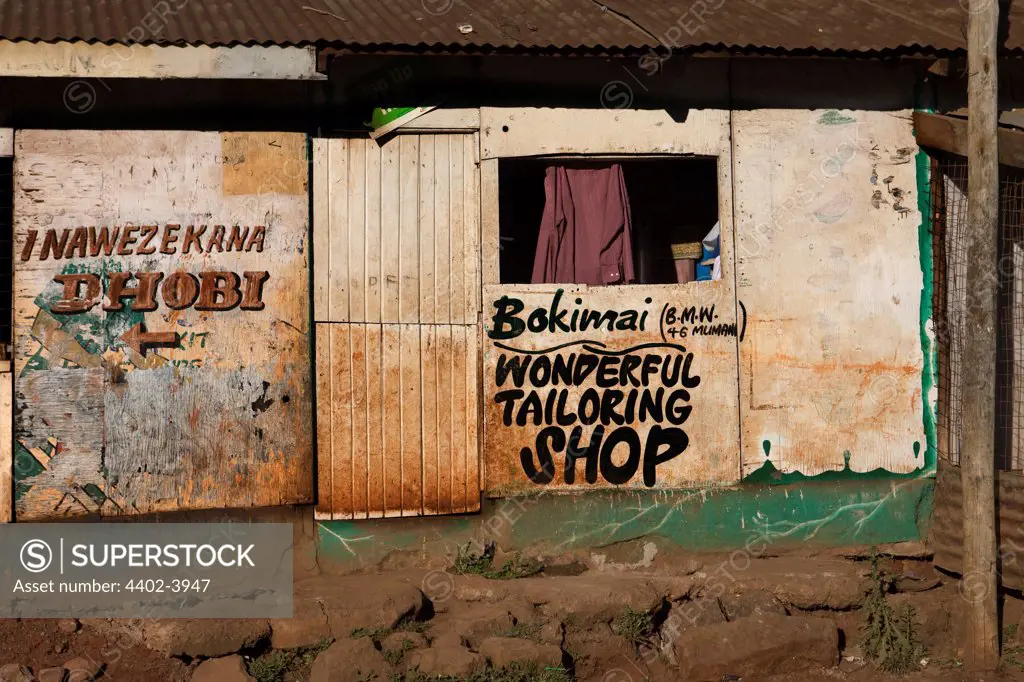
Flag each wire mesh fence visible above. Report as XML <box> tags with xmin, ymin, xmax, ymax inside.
<box><xmin>932</xmin><ymin>153</ymin><xmax>1024</xmax><ymax>470</ymax></box>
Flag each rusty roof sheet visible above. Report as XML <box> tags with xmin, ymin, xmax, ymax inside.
<box><xmin>0</xmin><ymin>0</ymin><xmax>1017</xmax><ymax>52</ymax></box>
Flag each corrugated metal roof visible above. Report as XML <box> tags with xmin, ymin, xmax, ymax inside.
<box><xmin>0</xmin><ymin>0</ymin><xmax>1018</xmax><ymax>52</ymax></box>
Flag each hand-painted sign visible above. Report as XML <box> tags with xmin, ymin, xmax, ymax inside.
<box><xmin>482</xmin><ymin>284</ymin><xmax>741</xmax><ymax>493</ymax></box>
<box><xmin>13</xmin><ymin>130</ymin><xmax>313</xmax><ymax>519</ymax></box>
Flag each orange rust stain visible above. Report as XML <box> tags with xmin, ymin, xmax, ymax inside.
<box><xmin>756</xmin><ymin>353</ymin><xmax>920</xmax><ymax>376</ymax></box>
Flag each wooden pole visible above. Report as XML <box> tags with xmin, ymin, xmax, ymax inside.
<box><xmin>963</xmin><ymin>0</ymin><xmax>1001</xmax><ymax>670</ymax></box>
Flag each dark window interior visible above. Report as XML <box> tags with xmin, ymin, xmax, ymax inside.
<box><xmin>498</xmin><ymin>157</ymin><xmax>719</xmax><ymax>285</ymax></box>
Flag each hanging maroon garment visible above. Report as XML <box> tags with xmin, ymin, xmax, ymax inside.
<box><xmin>531</xmin><ymin>163</ymin><xmax>635</xmax><ymax>285</ymax></box>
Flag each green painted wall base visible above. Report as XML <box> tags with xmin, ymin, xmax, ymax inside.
<box><xmin>317</xmin><ymin>476</ymin><xmax>935</xmax><ymax>568</ymax></box>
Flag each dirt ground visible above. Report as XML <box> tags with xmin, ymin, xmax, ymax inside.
<box><xmin>1</xmin><ymin>545</ymin><xmax>1023</xmax><ymax>682</ymax></box>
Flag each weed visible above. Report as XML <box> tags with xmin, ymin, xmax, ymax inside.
<box><xmin>1001</xmin><ymin>623</ymin><xmax>1024</xmax><ymax>671</ymax></box>
<box><xmin>859</xmin><ymin>549</ymin><xmax>923</xmax><ymax>674</ymax></box>
<box><xmin>497</xmin><ymin>620</ymin><xmax>544</xmax><ymax>642</ymax></box>
<box><xmin>248</xmin><ymin>638</ymin><xmax>333</xmax><ymax>682</ymax></box>
<box><xmin>352</xmin><ymin>626</ymin><xmax>391</xmax><ymax>641</ymax></box>
<box><xmin>1003</xmin><ymin>646</ymin><xmax>1024</xmax><ymax>672</ymax></box>
<box><xmin>452</xmin><ymin>542</ymin><xmax>542</xmax><ymax>580</ymax></box>
<box><xmin>382</xmin><ymin>637</ymin><xmax>417</xmax><ymax>666</ymax></box>
<box><xmin>352</xmin><ymin>618</ymin><xmax>430</xmax><ymax>643</ymax></box>
<box><xmin>612</xmin><ymin>607</ymin><xmax>654</xmax><ymax>649</ymax></box>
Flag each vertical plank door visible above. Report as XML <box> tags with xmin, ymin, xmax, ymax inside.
<box><xmin>314</xmin><ymin>134</ymin><xmax>481</xmax><ymax>519</ymax></box>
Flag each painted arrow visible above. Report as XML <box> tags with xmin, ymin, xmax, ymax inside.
<box><xmin>119</xmin><ymin>322</ymin><xmax>178</xmax><ymax>356</ymax></box>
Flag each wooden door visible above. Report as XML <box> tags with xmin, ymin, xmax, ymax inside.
<box><xmin>12</xmin><ymin>130</ymin><xmax>314</xmax><ymax>518</ymax></box>
<box><xmin>313</xmin><ymin>134</ymin><xmax>481</xmax><ymax>519</ymax></box>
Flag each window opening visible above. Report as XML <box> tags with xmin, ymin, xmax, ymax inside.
<box><xmin>498</xmin><ymin>157</ymin><xmax>720</xmax><ymax>285</ymax></box>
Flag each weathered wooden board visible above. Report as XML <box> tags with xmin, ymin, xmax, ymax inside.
<box><xmin>734</xmin><ymin>109</ymin><xmax>928</xmax><ymax>477</ymax></box>
<box><xmin>13</xmin><ymin>130</ymin><xmax>313</xmax><ymax>519</ymax></box>
<box><xmin>482</xmin><ymin>284</ymin><xmax>741</xmax><ymax>492</ymax></box>
<box><xmin>316</xmin><ymin>135</ymin><xmax>481</xmax><ymax>325</ymax></box>
<box><xmin>314</xmin><ymin>133</ymin><xmax>481</xmax><ymax>518</ymax></box>
<box><xmin>0</xmin><ymin>369</ymin><xmax>10</xmax><ymax>522</ymax></box>
<box><xmin>480</xmin><ymin>108</ymin><xmax>729</xmax><ymax>159</ymax></box>
<box><xmin>316</xmin><ymin>320</ymin><xmax>481</xmax><ymax>518</ymax></box>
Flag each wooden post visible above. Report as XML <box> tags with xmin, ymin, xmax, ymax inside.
<box><xmin>963</xmin><ymin>0</ymin><xmax>1001</xmax><ymax>670</ymax></box>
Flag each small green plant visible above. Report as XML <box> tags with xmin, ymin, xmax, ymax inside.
<box><xmin>497</xmin><ymin>620</ymin><xmax>544</xmax><ymax>642</ymax></box>
<box><xmin>452</xmin><ymin>542</ymin><xmax>542</xmax><ymax>580</ymax></box>
<box><xmin>382</xmin><ymin>637</ymin><xmax>417</xmax><ymax>666</ymax></box>
<box><xmin>612</xmin><ymin>606</ymin><xmax>654</xmax><ymax>649</ymax></box>
<box><xmin>247</xmin><ymin>638</ymin><xmax>333</xmax><ymax>682</ymax></box>
<box><xmin>352</xmin><ymin>618</ymin><xmax>430</xmax><ymax>643</ymax></box>
<box><xmin>859</xmin><ymin>550</ymin><xmax>923</xmax><ymax>674</ymax></box>
<box><xmin>1003</xmin><ymin>623</ymin><xmax>1024</xmax><ymax>671</ymax></box>
<box><xmin>454</xmin><ymin>542</ymin><xmax>498</xmax><ymax>575</ymax></box>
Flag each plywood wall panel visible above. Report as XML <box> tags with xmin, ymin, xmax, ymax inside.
<box><xmin>482</xmin><ymin>283</ymin><xmax>741</xmax><ymax>494</ymax></box>
<box><xmin>381</xmin><ymin>323</ymin><xmax>403</xmax><ymax>517</ymax></box>
<box><xmin>381</xmin><ymin>143</ymin><xmax>402</xmax><ymax>324</ymax></box>
<box><xmin>329</xmin><ymin>324</ymin><xmax>354</xmax><ymax>520</ymax></box>
<box><xmin>314</xmin><ymin>324</ymin><xmax>332</xmax><ymax>518</ymax></box>
<box><xmin>365</xmin><ymin>324</ymin><xmax>386</xmax><ymax>516</ymax></box>
<box><xmin>434</xmin><ymin>325</ymin><xmax>455</xmax><ymax>514</ymax></box>
<box><xmin>0</xmin><ymin>371</ymin><xmax>12</xmax><ymax>523</ymax></box>
<box><xmin>14</xmin><ymin>130</ymin><xmax>313</xmax><ymax>519</ymax></box>
<box><xmin>419</xmin><ymin>136</ymin><xmax>437</xmax><ymax>326</ymax></box>
<box><xmin>421</xmin><ymin>325</ymin><xmax>442</xmax><ymax>514</ymax></box>
<box><xmin>733</xmin><ymin>109</ymin><xmax>928</xmax><ymax>477</ymax></box>
<box><xmin>399</xmin><ymin>138</ymin><xmax>420</xmax><ymax>325</ymax></box>
<box><xmin>365</xmin><ymin>143</ymin><xmax>383</xmax><ymax>324</ymax></box>
<box><xmin>328</xmin><ymin>138</ymin><xmax>350</xmax><ymax>323</ymax></box>
<box><xmin>312</xmin><ymin>138</ymin><xmax>330</xmax><ymax>320</ymax></box>
<box><xmin>400</xmin><ymin>323</ymin><xmax>423</xmax><ymax>515</ymax></box>
<box><xmin>479</xmin><ymin>108</ymin><xmax>737</xmax><ymax>495</ymax></box>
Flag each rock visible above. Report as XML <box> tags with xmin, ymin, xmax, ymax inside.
<box><xmin>653</xmin><ymin>599</ymin><xmax>726</xmax><ymax>667</ymax></box>
<box><xmin>144</xmin><ymin>619</ymin><xmax>271</xmax><ymax>657</ymax></box>
<box><xmin>674</xmin><ymin>613</ymin><xmax>838</xmax><ymax>681</ymax></box>
<box><xmin>381</xmin><ymin>631</ymin><xmax>428</xmax><ymax>653</ymax></box>
<box><xmin>270</xmin><ymin>600</ymin><xmax>331</xmax><ymax>649</ymax></box>
<box><xmin>453</xmin><ymin>583</ymin><xmax>506</xmax><ymax>602</ymax></box>
<box><xmin>773</xmin><ymin>574</ymin><xmax>869</xmax><ymax>610</ymax></box>
<box><xmin>720</xmin><ymin>590</ymin><xmax>788</xmax><ymax>621</ymax></box>
<box><xmin>36</xmin><ymin>670</ymin><xmax>65</xmax><ymax>682</ymax></box>
<box><xmin>540</xmin><ymin>621</ymin><xmax>564</xmax><ymax>647</ymax></box>
<box><xmin>843</xmin><ymin>541</ymin><xmax>933</xmax><ymax>561</ymax></box>
<box><xmin>0</xmin><ymin>667</ymin><xmax>33</xmax><ymax>682</ymax></box>
<box><xmin>191</xmin><ymin>656</ymin><xmax>255</xmax><ymax>682</ymax></box>
<box><xmin>883</xmin><ymin>541</ymin><xmax>933</xmax><ymax>560</ymax></box>
<box><xmin>405</xmin><ymin>646</ymin><xmax>484</xmax><ymax>677</ymax></box>
<box><xmin>518</xmin><ymin>575</ymin><xmax>670</xmax><ymax>626</ymax></box>
<box><xmin>478</xmin><ymin>637</ymin><xmax>563</xmax><ymax>668</ymax></box>
<box><xmin>436</xmin><ymin>600</ymin><xmax>541</xmax><ymax>649</ymax></box>
<box><xmin>57</xmin><ymin>620</ymin><xmax>80</xmax><ymax>635</ymax></box>
<box><xmin>563</xmin><ymin>624</ymin><xmax>650</xmax><ymax>682</ymax></box>
<box><xmin>310</xmin><ymin>638</ymin><xmax>388</xmax><ymax>682</ymax></box>
<box><xmin>670</xmin><ymin>597</ymin><xmax>726</xmax><ymax>629</ymax></box>
<box><xmin>893</xmin><ymin>565</ymin><xmax>942</xmax><ymax>594</ymax></box>
<box><xmin>315</xmin><ymin>580</ymin><xmax>429</xmax><ymax>638</ymax></box>
<box><xmin>62</xmin><ymin>657</ymin><xmax>102</xmax><ymax>682</ymax></box>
